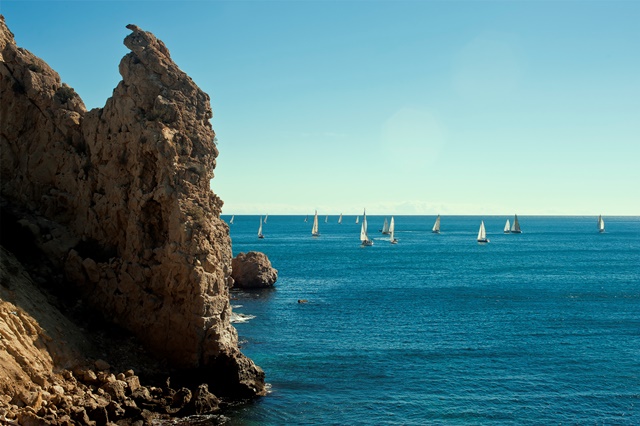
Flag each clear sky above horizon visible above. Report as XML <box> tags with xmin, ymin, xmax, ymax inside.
<box><xmin>2</xmin><ymin>1</ymin><xmax>639</xmax><ymax>216</ymax></box>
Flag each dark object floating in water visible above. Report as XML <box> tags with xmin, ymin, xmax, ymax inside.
<box><xmin>298</xmin><ymin>299</ymin><xmax>308</xmax><ymax>304</ymax></box>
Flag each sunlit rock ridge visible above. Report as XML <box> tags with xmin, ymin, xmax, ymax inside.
<box><xmin>0</xmin><ymin>16</ymin><xmax>264</xmax><ymax>398</ymax></box>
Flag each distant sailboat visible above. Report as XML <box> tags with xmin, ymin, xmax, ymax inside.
<box><xmin>598</xmin><ymin>215</ymin><xmax>605</xmax><ymax>233</ymax></box>
<box><xmin>325</xmin><ymin>215</ymin><xmax>328</xmax><ymax>223</ymax></box>
<box><xmin>510</xmin><ymin>214</ymin><xmax>522</xmax><ymax>234</ymax></box>
<box><xmin>312</xmin><ymin>210</ymin><xmax>320</xmax><ymax>237</ymax></box>
<box><xmin>264</xmin><ymin>214</ymin><xmax>268</xmax><ymax>224</ymax></box>
<box><xmin>229</xmin><ymin>215</ymin><xmax>234</xmax><ymax>225</ymax></box>
<box><xmin>360</xmin><ymin>209</ymin><xmax>373</xmax><ymax>246</ymax></box>
<box><xmin>258</xmin><ymin>216</ymin><xmax>264</xmax><ymax>239</ymax></box>
<box><xmin>304</xmin><ymin>215</ymin><xmax>308</xmax><ymax>222</ymax></box>
<box><xmin>381</xmin><ymin>218</ymin><xmax>390</xmax><ymax>235</ymax></box>
<box><xmin>338</xmin><ymin>214</ymin><xmax>343</xmax><ymax>224</ymax></box>
<box><xmin>356</xmin><ymin>216</ymin><xmax>360</xmax><ymax>224</ymax></box>
<box><xmin>504</xmin><ymin>219</ymin><xmax>510</xmax><ymax>233</ymax></box>
<box><xmin>432</xmin><ymin>215</ymin><xmax>441</xmax><ymax>234</ymax></box>
<box><xmin>477</xmin><ymin>220</ymin><xmax>489</xmax><ymax>243</ymax></box>
<box><xmin>390</xmin><ymin>216</ymin><xmax>398</xmax><ymax>244</ymax></box>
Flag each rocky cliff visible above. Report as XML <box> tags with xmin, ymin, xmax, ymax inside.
<box><xmin>0</xmin><ymin>14</ymin><xmax>264</xmax><ymax>404</ymax></box>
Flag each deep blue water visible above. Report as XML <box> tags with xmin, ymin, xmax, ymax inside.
<box><xmin>223</xmin><ymin>215</ymin><xmax>640</xmax><ymax>425</ymax></box>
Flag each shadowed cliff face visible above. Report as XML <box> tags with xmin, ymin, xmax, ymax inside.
<box><xmin>0</xmin><ymin>16</ymin><xmax>264</xmax><ymax>398</ymax></box>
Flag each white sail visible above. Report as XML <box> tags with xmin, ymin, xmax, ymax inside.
<box><xmin>504</xmin><ymin>219</ymin><xmax>510</xmax><ymax>233</ymax></box>
<box><xmin>312</xmin><ymin>210</ymin><xmax>320</xmax><ymax>236</ymax></box>
<box><xmin>432</xmin><ymin>215</ymin><xmax>441</xmax><ymax>233</ymax></box>
<box><xmin>477</xmin><ymin>221</ymin><xmax>489</xmax><ymax>242</ymax></box>
<box><xmin>258</xmin><ymin>216</ymin><xmax>264</xmax><ymax>238</ymax></box>
<box><xmin>381</xmin><ymin>218</ymin><xmax>390</xmax><ymax>234</ymax></box>
<box><xmin>229</xmin><ymin>215</ymin><xmax>234</xmax><ymax>225</ymax></box>
<box><xmin>360</xmin><ymin>213</ymin><xmax>368</xmax><ymax>242</ymax></box>
<box><xmin>390</xmin><ymin>216</ymin><xmax>397</xmax><ymax>243</ymax></box>
<box><xmin>325</xmin><ymin>215</ymin><xmax>328</xmax><ymax>223</ymax></box>
<box><xmin>356</xmin><ymin>216</ymin><xmax>359</xmax><ymax>224</ymax></box>
<box><xmin>511</xmin><ymin>214</ymin><xmax>522</xmax><ymax>233</ymax></box>
<box><xmin>360</xmin><ymin>209</ymin><xmax>373</xmax><ymax>245</ymax></box>
<box><xmin>263</xmin><ymin>214</ymin><xmax>268</xmax><ymax>224</ymax></box>
<box><xmin>338</xmin><ymin>214</ymin><xmax>343</xmax><ymax>224</ymax></box>
<box><xmin>598</xmin><ymin>215</ymin><xmax>605</xmax><ymax>233</ymax></box>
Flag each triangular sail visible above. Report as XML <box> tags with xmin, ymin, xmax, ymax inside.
<box><xmin>264</xmin><ymin>214</ymin><xmax>268</xmax><ymax>224</ymax></box>
<box><xmin>360</xmin><ymin>221</ymin><xmax>367</xmax><ymax>241</ymax></box>
<box><xmin>338</xmin><ymin>214</ymin><xmax>342</xmax><ymax>224</ymax></box>
<box><xmin>432</xmin><ymin>215</ymin><xmax>441</xmax><ymax>233</ymax></box>
<box><xmin>356</xmin><ymin>216</ymin><xmax>359</xmax><ymax>224</ymax></box>
<box><xmin>389</xmin><ymin>216</ymin><xmax>397</xmax><ymax>243</ymax></box>
<box><xmin>477</xmin><ymin>221</ymin><xmax>487</xmax><ymax>241</ymax></box>
<box><xmin>478</xmin><ymin>221</ymin><xmax>487</xmax><ymax>241</ymax></box>
<box><xmin>360</xmin><ymin>209</ymin><xmax>373</xmax><ymax>245</ymax></box>
<box><xmin>598</xmin><ymin>215</ymin><xmax>605</xmax><ymax>232</ymax></box>
<box><xmin>504</xmin><ymin>219</ymin><xmax>510</xmax><ymax>233</ymax></box>
<box><xmin>360</xmin><ymin>211</ymin><xmax>368</xmax><ymax>242</ymax></box>
<box><xmin>312</xmin><ymin>211</ymin><xmax>320</xmax><ymax>236</ymax></box>
<box><xmin>381</xmin><ymin>218</ymin><xmax>390</xmax><ymax>234</ymax></box>
<box><xmin>230</xmin><ymin>215</ymin><xmax>234</xmax><ymax>225</ymax></box>
<box><xmin>511</xmin><ymin>214</ymin><xmax>521</xmax><ymax>233</ymax></box>
<box><xmin>258</xmin><ymin>216</ymin><xmax>263</xmax><ymax>238</ymax></box>
<box><xmin>325</xmin><ymin>215</ymin><xmax>328</xmax><ymax>223</ymax></box>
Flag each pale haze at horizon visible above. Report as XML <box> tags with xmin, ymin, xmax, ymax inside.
<box><xmin>3</xmin><ymin>1</ymin><xmax>639</xmax><ymax>216</ymax></box>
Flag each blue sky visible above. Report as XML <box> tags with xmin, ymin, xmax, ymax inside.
<box><xmin>3</xmin><ymin>1</ymin><xmax>639</xmax><ymax>215</ymax></box>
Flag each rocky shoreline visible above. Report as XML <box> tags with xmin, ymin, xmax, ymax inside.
<box><xmin>1</xmin><ymin>15</ymin><xmax>268</xmax><ymax>425</ymax></box>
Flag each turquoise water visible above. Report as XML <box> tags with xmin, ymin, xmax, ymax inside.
<box><xmin>224</xmin><ymin>215</ymin><xmax>640</xmax><ymax>425</ymax></box>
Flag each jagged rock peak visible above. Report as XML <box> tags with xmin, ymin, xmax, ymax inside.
<box><xmin>125</xmin><ymin>23</ymin><xmax>172</xmax><ymax>58</ymax></box>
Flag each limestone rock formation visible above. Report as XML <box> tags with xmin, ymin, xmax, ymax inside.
<box><xmin>0</xmin><ymin>15</ymin><xmax>264</xmax><ymax>400</ymax></box>
<box><xmin>231</xmin><ymin>252</ymin><xmax>278</xmax><ymax>289</ymax></box>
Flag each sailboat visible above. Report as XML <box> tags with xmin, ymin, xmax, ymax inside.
<box><xmin>258</xmin><ymin>216</ymin><xmax>264</xmax><ymax>239</ymax></box>
<box><xmin>510</xmin><ymin>214</ymin><xmax>522</xmax><ymax>234</ymax></box>
<box><xmin>229</xmin><ymin>215</ymin><xmax>234</xmax><ymax>225</ymax></box>
<box><xmin>432</xmin><ymin>215</ymin><xmax>441</xmax><ymax>234</ymax></box>
<box><xmin>338</xmin><ymin>214</ymin><xmax>343</xmax><ymax>224</ymax></box>
<box><xmin>503</xmin><ymin>219</ymin><xmax>510</xmax><ymax>233</ymax></box>
<box><xmin>360</xmin><ymin>209</ymin><xmax>373</xmax><ymax>246</ymax></box>
<box><xmin>477</xmin><ymin>220</ymin><xmax>489</xmax><ymax>243</ymax></box>
<box><xmin>381</xmin><ymin>218</ymin><xmax>390</xmax><ymax>234</ymax></box>
<box><xmin>263</xmin><ymin>214</ymin><xmax>268</xmax><ymax>224</ymax></box>
<box><xmin>356</xmin><ymin>216</ymin><xmax>359</xmax><ymax>224</ymax></box>
<box><xmin>312</xmin><ymin>210</ymin><xmax>320</xmax><ymax>237</ymax></box>
<box><xmin>325</xmin><ymin>215</ymin><xmax>328</xmax><ymax>223</ymax></box>
<box><xmin>304</xmin><ymin>215</ymin><xmax>308</xmax><ymax>222</ymax></box>
<box><xmin>598</xmin><ymin>215</ymin><xmax>605</xmax><ymax>233</ymax></box>
<box><xmin>390</xmin><ymin>216</ymin><xmax>398</xmax><ymax>244</ymax></box>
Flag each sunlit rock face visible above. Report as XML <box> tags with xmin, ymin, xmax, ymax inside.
<box><xmin>0</xmin><ymin>16</ymin><xmax>264</xmax><ymax>398</ymax></box>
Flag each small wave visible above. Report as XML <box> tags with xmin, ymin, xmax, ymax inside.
<box><xmin>230</xmin><ymin>312</ymin><xmax>256</xmax><ymax>323</ymax></box>
<box><xmin>231</xmin><ymin>304</ymin><xmax>243</xmax><ymax>309</ymax></box>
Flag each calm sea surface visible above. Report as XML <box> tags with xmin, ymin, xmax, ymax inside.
<box><xmin>222</xmin><ymin>215</ymin><xmax>639</xmax><ymax>425</ymax></box>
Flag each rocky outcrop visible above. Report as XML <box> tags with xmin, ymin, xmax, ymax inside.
<box><xmin>0</xmin><ymin>13</ymin><xmax>264</xmax><ymax>404</ymax></box>
<box><xmin>0</xmin><ymin>246</ymin><xmax>228</xmax><ymax>424</ymax></box>
<box><xmin>231</xmin><ymin>252</ymin><xmax>278</xmax><ymax>288</ymax></box>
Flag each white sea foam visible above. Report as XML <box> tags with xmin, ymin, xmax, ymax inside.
<box><xmin>230</xmin><ymin>312</ymin><xmax>256</xmax><ymax>324</ymax></box>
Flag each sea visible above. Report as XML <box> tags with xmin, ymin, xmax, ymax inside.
<box><xmin>221</xmin><ymin>215</ymin><xmax>639</xmax><ymax>425</ymax></box>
